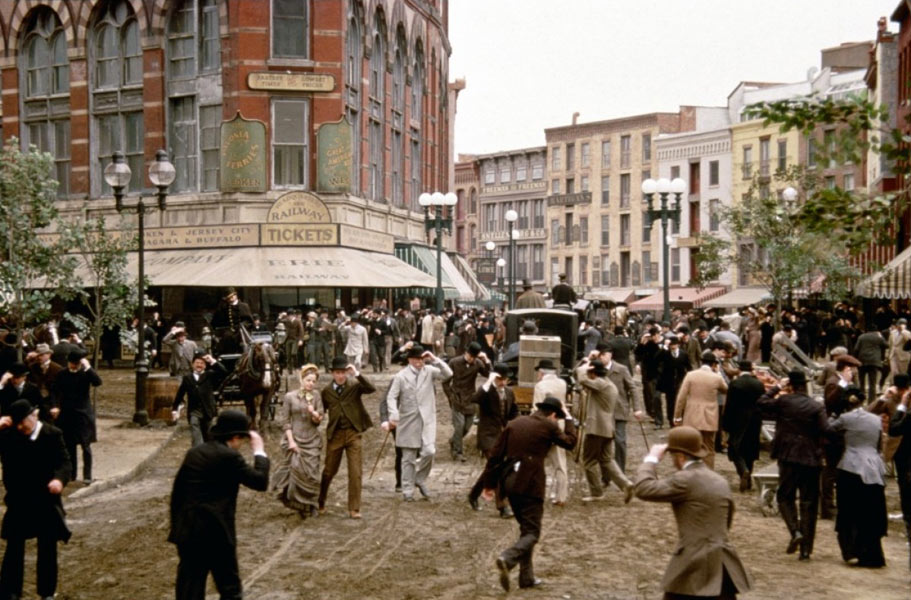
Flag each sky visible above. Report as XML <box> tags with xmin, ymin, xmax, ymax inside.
<box><xmin>448</xmin><ymin>0</ymin><xmax>901</xmax><ymax>155</ymax></box>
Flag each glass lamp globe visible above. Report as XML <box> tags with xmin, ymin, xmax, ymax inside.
<box><xmin>418</xmin><ymin>193</ymin><xmax>432</xmax><ymax>207</ymax></box>
<box><xmin>103</xmin><ymin>152</ymin><xmax>132</xmax><ymax>190</ymax></box>
<box><xmin>149</xmin><ymin>150</ymin><xmax>176</xmax><ymax>188</ymax></box>
<box><xmin>641</xmin><ymin>179</ymin><xmax>657</xmax><ymax>195</ymax></box>
<box><xmin>670</xmin><ymin>178</ymin><xmax>687</xmax><ymax>195</ymax></box>
<box><xmin>504</xmin><ymin>209</ymin><xmax>518</xmax><ymax>222</ymax></box>
<box><xmin>443</xmin><ymin>192</ymin><xmax>458</xmax><ymax>206</ymax></box>
<box><xmin>431</xmin><ymin>192</ymin><xmax>445</xmax><ymax>205</ymax></box>
<box><xmin>485</xmin><ymin>241</ymin><xmax>496</xmax><ymax>251</ymax></box>
<box><xmin>655</xmin><ymin>178</ymin><xmax>671</xmax><ymax>194</ymax></box>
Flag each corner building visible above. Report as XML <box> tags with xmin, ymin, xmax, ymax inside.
<box><xmin>0</xmin><ymin>0</ymin><xmax>452</xmax><ymax>319</ymax></box>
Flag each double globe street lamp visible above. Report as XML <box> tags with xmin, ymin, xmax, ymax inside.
<box><xmin>641</xmin><ymin>177</ymin><xmax>686</xmax><ymax>324</ymax></box>
<box><xmin>419</xmin><ymin>191</ymin><xmax>458</xmax><ymax>313</ymax></box>
<box><xmin>104</xmin><ymin>149</ymin><xmax>176</xmax><ymax>425</ymax></box>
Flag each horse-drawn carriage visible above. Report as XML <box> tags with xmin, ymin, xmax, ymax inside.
<box><xmin>213</xmin><ymin>328</ymin><xmax>285</xmax><ymax>428</ymax></box>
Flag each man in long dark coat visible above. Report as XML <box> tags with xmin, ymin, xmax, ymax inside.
<box><xmin>0</xmin><ymin>399</ymin><xmax>71</xmax><ymax>600</ymax></box>
<box><xmin>169</xmin><ymin>410</ymin><xmax>269</xmax><ymax>600</ymax></box>
<box><xmin>211</xmin><ymin>288</ymin><xmax>254</xmax><ymax>355</ymax></box>
<box><xmin>722</xmin><ymin>361</ymin><xmax>766</xmax><ymax>492</ymax></box>
<box><xmin>54</xmin><ymin>351</ymin><xmax>102</xmax><ymax>483</ymax></box>
<box><xmin>0</xmin><ymin>362</ymin><xmax>42</xmax><ymax>416</ymax></box>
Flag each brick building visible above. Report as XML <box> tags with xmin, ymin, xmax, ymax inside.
<box><xmin>0</xmin><ymin>0</ymin><xmax>454</xmax><ymax>317</ymax></box>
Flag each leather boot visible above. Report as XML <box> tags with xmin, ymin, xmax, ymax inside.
<box><xmin>799</xmin><ymin>500</ymin><xmax>817</xmax><ymax>557</ymax></box>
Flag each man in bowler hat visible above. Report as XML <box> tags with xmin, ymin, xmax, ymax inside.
<box><xmin>169</xmin><ymin>410</ymin><xmax>269</xmax><ymax>600</ymax></box>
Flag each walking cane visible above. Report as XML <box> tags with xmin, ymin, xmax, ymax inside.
<box><xmin>369</xmin><ymin>428</ymin><xmax>391</xmax><ymax>479</ymax></box>
<box><xmin>638</xmin><ymin>419</ymin><xmax>651</xmax><ymax>452</ymax></box>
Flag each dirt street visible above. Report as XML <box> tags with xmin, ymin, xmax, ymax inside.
<box><xmin>25</xmin><ymin>367</ymin><xmax>911</xmax><ymax>599</ymax></box>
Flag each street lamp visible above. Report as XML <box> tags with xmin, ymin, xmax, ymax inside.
<box><xmin>105</xmin><ymin>149</ymin><xmax>176</xmax><ymax>425</ymax></box>
<box><xmin>505</xmin><ymin>209</ymin><xmax>518</xmax><ymax>310</ymax></box>
<box><xmin>496</xmin><ymin>257</ymin><xmax>507</xmax><ymax>297</ymax></box>
<box><xmin>641</xmin><ymin>177</ymin><xmax>686</xmax><ymax>323</ymax></box>
<box><xmin>419</xmin><ymin>190</ymin><xmax>457</xmax><ymax>313</ymax></box>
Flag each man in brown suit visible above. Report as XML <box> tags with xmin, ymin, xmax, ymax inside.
<box><xmin>674</xmin><ymin>351</ymin><xmax>728</xmax><ymax>468</ymax></box>
<box><xmin>318</xmin><ymin>357</ymin><xmax>375</xmax><ymax>519</ymax></box>
<box><xmin>576</xmin><ymin>359</ymin><xmax>634</xmax><ymax>502</ymax></box>
<box><xmin>480</xmin><ymin>396</ymin><xmax>577</xmax><ymax>591</ymax></box>
<box><xmin>634</xmin><ymin>426</ymin><xmax>752</xmax><ymax>600</ymax></box>
<box><xmin>515</xmin><ymin>279</ymin><xmax>546</xmax><ymax>309</ymax></box>
<box><xmin>597</xmin><ymin>344</ymin><xmax>644</xmax><ymax>473</ymax></box>
<box><xmin>26</xmin><ymin>343</ymin><xmax>62</xmax><ymax>421</ymax></box>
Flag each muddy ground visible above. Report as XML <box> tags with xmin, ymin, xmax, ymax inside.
<box><xmin>24</xmin><ymin>366</ymin><xmax>911</xmax><ymax>599</ymax></box>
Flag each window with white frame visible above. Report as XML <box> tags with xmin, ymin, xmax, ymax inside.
<box><xmin>273</xmin><ymin>0</ymin><xmax>308</xmax><ymax>58</ymax></box>
<box><xmin>272</xmin><ymin>99</ymin><xmax>309</xmax><ymax>187</ymax></box>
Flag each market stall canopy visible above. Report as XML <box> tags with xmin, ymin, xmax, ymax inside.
<box><xmin>585</xmin><ymin>288</ymin><xmax>636</xmax><ymax>304</ymax></box>
<box><xmin>703</xmin><ymin>287</ymin><xmax>771</xmax><ymax>309</ymax></box>
<box><xmin>856</xmin><ymin>245</ymin><xmax>911</xmax><ymax>299</ymax></box>
<box><xmin>629</xmin><ymin>286</ymin><xmax>727</xmax><ymax>312</ymax></box>
<box><xmin>46</xmin><ymin>247</ymin><xmax>438</xmax><ymax>289</ymax></box>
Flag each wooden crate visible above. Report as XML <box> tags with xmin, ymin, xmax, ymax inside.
<box><xmin>145</xmin><ymin>374</ymin><xmax>180</xmax><ymax>421</ymax></box>
<box><xmin>517</xmin><ymin>335</ymin><xmax>561</xmax><ymax>387</ymax></box>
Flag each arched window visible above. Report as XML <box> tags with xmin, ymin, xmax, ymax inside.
<box><xmin>367</xmin><ymin>12</ymin><xmax>386</xmax><ymax>202</ymax></box>
<box><xmin>20</xmin><ymin>7</ymin><xmax>70</xmax><ymax>197</ymax></box>
<box><xmin>409</xmin><ymin>42</ymin><xmax>424</xmax><ymax>209</ymax></box>
<box><xmin>391</xmin><ymin>27</ymin><xmax>406</xmax><ymax>206</ymax></box>
<box><xmin>167</xmin><ymin>0</ymin><xmax>222</xmax><ymax>192</ymax></box>
<box><xmin>345</xmin><ymin>8</ymin><xmax>362</xmax><ymax>193</ymax></box>
<box><xmin>91</xmin><ymin>1</ymin><xmax>144</xmax><ymax>195</ymax></box>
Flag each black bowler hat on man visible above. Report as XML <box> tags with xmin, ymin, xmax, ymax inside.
<box><xmin>587</xmin><ymin>359</ymin><xmax>608</xmax><ymax>376</ymax></box>
<box><xmin>7</xmin><ymin>362</ymin><xmax>29</xmax><ymax>377</ymax></box>
<box><xmin>406</xmin><ymin>344</ymin><xmax>426</xmax><ymax>359</ymax></box>
<box><xmin>467</xmin><ymin>342</ymin><xmax>482</xmax><ymax>356</ymax></box>
<box><xmin>493</xmin><ymin>363</ymin><xmax>511</xmax><ymax>379</ymax></box>
<box><xmin>66</xmin><ymin>351</ymin><xmax>86</xmax><ymax>365</ymax></box>
<box><xmin>787</xmin><ymin>370</ymin><xmax>807</xmax><ymax>387</ymax></box>
<box><xmin>330</xmin><ymin>357</ymin><xmax>349</xmax><ymax>371</ymax></box>
<box><xmin>535</xmin><ymin>359</ymin><xmax>557</xmax><ymax>371</ymax></box>
<box><xmin>8</xmin><ymin>399</ymin><xmax>37</xmax><ymax>425</ymax></box>
<box><xmin>210</xmin><ymin>410</ymin><xmax>251</xmax><ymax>440</ymax></box>
<box><xmin>535</xmin><ymin>396</ymin><xmax>566</xmax><ymax>419</ymax></box>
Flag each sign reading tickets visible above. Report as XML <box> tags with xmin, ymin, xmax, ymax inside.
<box><xmin>247</xmin><ymin>72</ymin><xmax>335</xmax><ymax>92</ymax></box>
<box><xmin>261</xmin><ymin>224</ymin><xmax>338</xmax><ymax>246</ymax></box>
<box><xmin>316</xmin><ymin>118</ymin><xmax>352</xmax><ymax>193</ymax></box>
<box><xmin>268</xmin><ymin>191</ymin><xmax>332</xmax><ymax>223</ymax></box>
<box><xmin>220</xmin><ymin>112</ymin><xmax>267</xmax><ymax>192</ymax></box>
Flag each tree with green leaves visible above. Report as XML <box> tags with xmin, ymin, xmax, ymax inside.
<box><xmin>0</xmin><ymin>139</ymin><xmax>75</xmax><ymax>357</ymax></box>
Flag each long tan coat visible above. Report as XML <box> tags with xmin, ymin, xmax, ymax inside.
<box><xmin>576</xmin><ymin>366</ymin><xmax>619</xmax><ymax>438</ymax></box>
<box><xmin>674</xmin><ymin>366</ymin><xmax>728</xmax><ymax>432</ymax></box>
<box><xmin>634</xmin><ymin>461</ymin><xmax>752</xmax><ymax>597</ymax></box>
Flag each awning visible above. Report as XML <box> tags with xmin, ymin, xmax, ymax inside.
<box><xmin>394</xmin><ymin>245</ymin><xmax>473</xmax><ymax>300</ymax></box>
<box><xmin>703</xmin><ymin>287</ymin><xmax>771</xmax><ymax>309</ymax></box>
<box><xmin>52</xmin><ymin>247</ymin><xmax>438</xmax><ymax>289</ymax></box>
<box><xmin>857</xmin><ymin>245</ymin><xmax>911</xmax><ymax>299</ymax></box>
<box><xmin>451</xmin><ymin>253</ymin><xmax>489</xmax><ymax>301</ymax></box>
<box><xmin>629</xmin><ymin>286</ymin><xmax>727</xmax><ymax>312</ymax></box>
<box><xmin>585</xmin><ymin>288</ymin><xmax>636</xmax><ymax>304</ymax></box>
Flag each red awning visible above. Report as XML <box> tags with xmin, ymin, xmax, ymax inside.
<box><xmin>628</xmin><ymin>287</ymin><xmax>727</xmax><ymax>312</ymax></box>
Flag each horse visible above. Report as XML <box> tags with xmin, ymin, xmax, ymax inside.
<box><xmin>235</xmin><ymin>341</ymin><xmax>279</xmax><ymax>432</ymax></box>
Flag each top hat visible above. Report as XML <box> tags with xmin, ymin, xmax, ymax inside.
<box><xmin>467</xmin><ymin>342</ymin><xmax>482</xmax><ymax>356</ymax></box>
<box><xmin>787</xmin><ymin>370</ymin><xmax>807</xmax><ymax>387</ymax></box>
<box><xmin>535</xmin><ymin>396</ymin><xmax>566</xmax><ymax>419</ymax></box>
<box><xmin>493</xmin><ymin>363</ymin><xmax>511</xmax><ymax>378</ymax></box>
<box><xmin>522</xmin><ymin>279</ymin><xmax>533</xmax><ymax>289</ymax></box>
<box><xmin>210</xmin><ymin>410</ymin><xmax>251</xmax><ymax>440</ymax></box>
<box><xmin>666</xmin><ymin>425</ymin><xmax>708</xmax><ymax>458</ymax></box>
<box><xmin>8</xmin><ymin>362</ymin><xmax>28</xmax><ymax>377</ymax></box>
<box><xmin>34</xmin><ymin>343</ymin><xmax>52</xmax><ymax>355</ymax></box>
<box><xmin>588</xmin><ymin>359</ymin><xmax>608</xmax><ymax>376</ymax></box>
<box><xmin>535</xmin><ymin>358</ymin><xmax>557</xmax><ymax>371</ymax></box>
<box><xmin>406</xmin><ymin>345</ymin><xmax>426</xmax><ymax>359</ymax></box>
<box><xmin>330</xmin><ymin>357</ymin><xmax>349</xmax><ymax>371</ymax></box>
<box><xmin>8</xmin><ymin>399</ymin><xmax>37</xmax><ymax>425</ymax></box>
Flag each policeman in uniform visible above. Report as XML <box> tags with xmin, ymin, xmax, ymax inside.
<box><xmin>211</xmin><ymin>288</ymin><xmax>253</xmax><ymax>356</ymax></box>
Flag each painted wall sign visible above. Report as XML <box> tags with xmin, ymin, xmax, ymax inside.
<box><xmin>268</xmin><ymin>191</ymin><xmax>332</xmax><ymax>223</ymax></box>
<box><xmin>220</xmin><ymin>112</ymin><xmax>267</xmax><ymax>192</ymax></box>
<box><xmin>338</xmin><ymin>224</ymin><xmax>394</xmax><ymax>254</ymax></box>
<box><xmin>247</xmin><ymin>72</ymin><xmax>335</xmax><ymax>92</ymax></box>
<box><xmin>261</xmin><ymin>224</ymin><xmax>338</xmax><ymax>246</ymax></box>
<box><xmin>142</xmin><ymin>225</ymin><xmax>259</xmax><ymax>250</ymax></box>
<box><xmin>316</xmin><ymin>118</ymin><xmax>353</xmax><ymax>193</ymax></box>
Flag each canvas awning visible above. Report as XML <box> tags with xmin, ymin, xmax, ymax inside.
<box><xmin>51</xmin><ymin>247</ymin><xmax>438</xmax><ymax>289</ymax></box>
<box><xmin>857</xmin><ymin>245</ymin><xmax>911</xmax><ymax>299</ymax></box>
<box><xmin>629</xmin><ymin>286</ymin><xmax>727</xmax><ymax>312</ymax></box>
<box><xmin>395</xmin><ymin>245</ymin><xmax>475</xmax><ymax>300</ymax></box>
<box><xmin>585</xmin><ymin>288</ymin><xmax>636</xmax><ymax>304</ymax></box>
<box><xmin>703</xmin><ymin>287</ymin><xmax>771</xmax><ymax>309</ymax></box>
<box><xmin>451</xmin><ymin>253</ymin><xmax>489</xmax><ymax>301</ymax></box>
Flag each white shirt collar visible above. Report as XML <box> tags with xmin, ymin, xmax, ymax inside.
<box><xmin>30</xmin><ymin>420</ymin><xmax>43</xmax><ymax>441</ymax></box>
<box><xmin>683</xmin><ymin>458</ymin><xmax>702</xmax><ymax>469</ymax></box>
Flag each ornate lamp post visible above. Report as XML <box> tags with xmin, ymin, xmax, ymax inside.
<box><xmin>419</xmin><ymin>191</ymin><xmax>458</xmax><ymax>313</ymax></box>
<box><xmin>496</xmin><ymin>257</ymin><xmax>506</xmax><ymax>298</ymax></box>
<box><xmin>104</xmin><ymin>150</ymin><xmax>176</xmax><ymax>425</ymax></box>
<box><xmin>505</xmin><ymin>209</ymin><xmax>518</xmax><ymax>310</ymax></box>
<box><xmin>641</xmin><ymin>177</ymin><xmax>686</xmax><ymax>323</ymax></box>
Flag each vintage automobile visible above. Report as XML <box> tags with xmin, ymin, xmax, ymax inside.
<box><xmin>501</xmin><ymin>308</ymin><xmax>579</xmax><ymax>413</ymax></box>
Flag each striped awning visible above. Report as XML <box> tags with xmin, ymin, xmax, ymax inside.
<box><xmin>394</xmin><ymin>244</ymin><xmax>474</xmax><ymax>300</ymax></box>
<box><xmin>629</xmin><ymin>286</ymin><xmax>727</xmax><ymax>312</ymax></box>
<box><xmin>703</xmin><ymin>287</ymin><xmax>771</xmax><ymax>308</ymax></box>
<box><xmin>857</xmin><ymin>245</ymin><xmax>911</xmax><ymax>299</ymax></box>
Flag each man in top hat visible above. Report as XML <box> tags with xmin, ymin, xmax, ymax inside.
<box><xmin>575</xmin><ymin>358</ymin><xmax>635</xmax><ymax>502</ymax></box>
<box><xmin>481</xmin><ymin>396</ymin><xmax>577</xmax><ymax>592</ymax></box>
<box><xmin>169</xmin><ymin>410</ymin><xmax>269</xmax><ymax>600</ymax></box>
<box><xmin>163</xmin><ymin>322</ymin><xmax>199</xmax><ymax>377</ymax></box>
<box><xmin>54</xmin><ymin>351</ymin><xmax>102</xmax><ymax>483</ymax></box>
<box><xmin>26</xmin><ymin>344</ymin><xmax>62</xmax><ymax>421</ymax></box>
<box><xmin>515</xmin><ymin>279</ymin><xmax>545</xmax><ymax>309</ymax></box>
<box><xmin>172</xmin><ymin>352</ymin><xmax>226</xmax><ymax>447</ymax></box>
<box><xmin>722</xmin><ymin>361</ymin><xmax>766</xmax><ymax>492</ymax></box>
<box><xmin>634</xmin><ymin>426</ymin><xmax>752</xmax><ymax>600</ymax></box>
<box><xmin>0</xmin><ymin>398</ymin><xmax>71</xmax><ymax>600</ymax></box>
<box><xmin>758</xmin><ymin>370</ymin><xmax>834</xmax><ymax>561</ymax></box>
<box><xmin>468</xmin><ymin>363</ymin><xmax>519</xmax><ymax>516</ymax></box>
<box><xmin>386</xmin><ymin>344</ymin><xmax>452</xmax><ymax>501</ymax></box>
<box><xmin>318</xmin><ymin>357</ymin><xmax>375</xmax><ymax>519</ymax></box>
<box><xmin>443</xmin><ymin>341</ymin><xmax>491</xmax><ymax>462</ymax></box>
<box><xmin>550</xmin><ymin>273</ymin><xmax>577</xmax><ymax>307</ymax></box>
<box><xmin>673</xmin><ymin>351</ymin><xmax>728</xmax><ymax>469</ymax></box>
<box><xmin>0</xmin><ymin>362</ymin><xmax>42</xmax><ymax>417</ymax></box>
<box><xmin>533</xmin><ymin>359</ymin><xmax>570</xmax><ymax>506</ymax></box>
<box><xmin>211</xmin><ymin>288</ymin><xmax>254</xmax><ymax>355</ymax></box>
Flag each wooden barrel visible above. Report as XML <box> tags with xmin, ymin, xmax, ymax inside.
<box><xmin>145</xmin><ymin>374</ymin><xmax>180</xmax><ymax>421</ymax></box>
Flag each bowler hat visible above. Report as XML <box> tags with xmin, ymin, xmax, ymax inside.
<box><xmin>894</xmin><ymin>373</ymin><xmax>910</xmax><ymax>388</ymax></box>
<box><xmin>174</xmin><ymin>321</ymin><xmax>186</xmax><ymax>328</ymax></box>
<box><xmin>66</xmin><ymin>350</ymin><xmax>85</xmax><ymax>364</ymax></box>
<box><xmin>521</xmin><ymin>321</ymin><xmax>538</xmax><ymax>334</ymax></box>
<box><xmin>558</xmin><ymin>273</ymin><xmax>567</xmax><ymax>280</ymax></box>
<box><xmin>8</xmin><ymin>399</ymin><xmax>36</xmax><ymax>425</ymax></box>
<box><xmin>406</xmin><ymin>345</ymin><xmax>426</xmax><ymax>359</ymax></box>
<box><xmin>192</xmin><ymin>351</ymin><xmax>207</xmax><ymax>361</ymax></box>
<box><xmin>701</xmin><ymin>351</ymin><xmax>717</xmax><ymax>365</ymax></box>
<box><xmin>535</xmin><ymin>359</ymin><xmax>557</xmax><ymax>371</ymax></box>
<box><xmin>8</xmin><ymin>362</ymin><xmax>28</xmax><ymax>377</ymax></box>
<box><xmin>898</xmin><ymin>318</ymin><xmax>908</xmax><ymax>325</ymax></box>
<box><xmin>595</xmin><ymin>342</ymin><xmax>611</xmax><ymax>353</ymax></box>
<box><xmin>787</xmin><ymin>370</ymin><xmax>807</xmax><ymax>387</ymax></box>
<box><xmin>493</xmin><ymin>363</ymin><xmax>511</xmax><ymax>378</ymax></box>
<box><xmin>738</xmin><ymin>360</ymin><xmax>753</xmax><ymax>372</ymax></box>
<box><xmin>535</xmin><ymin>396</ymin><xmax>566</xmax><ymax>419</ymax></box>
<box><xmin>210</xmin><ymin>410</ymin><xmax>251</xmax><ymax>440</ymax></box>
<box><xmin>666</xmin><ymin>425</ymin><xmax>708</xmax><ymax>458</ymax></box>
<box><xmin>588</xmin><ymin>359</ymin><xmax>608</xmax><ymax>376</ymax></box>
<box><xmin>467</xmin><ymin>342</ymin><xmax>482</xmax><ymax>356</ymax></box>
<box><xmin>34</xmin><ymin>343</ymin><xmax>52</xmax><ymax>355</ymax></box>
<box><xmin>330</xmin><ymin>357</ymin><xmax>349</xmax><ymax>371</ymax></box>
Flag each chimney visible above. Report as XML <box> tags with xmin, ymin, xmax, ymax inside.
<box><xmin>878</xmin><ymin>16</ymin><xmax>887</xmax><ymax>33</ymax></box>
<box><xmin>572</xmin><ymin>112</ymin><xmax>580</xmax><ymax>125</ymax></box>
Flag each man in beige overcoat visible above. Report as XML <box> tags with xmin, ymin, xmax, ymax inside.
<box><xmin>674</xmin><ymin>351</ymin><xmax>728</xmax><ymax>468</ymax></box>
<box><xmin>634</xmin><ymin>426</ymin><xmax>752</xmax><ymax>600</ymax></box>
<box><xmin>533</xmin><ymin>359</ymin><xmax>569</xmax><ymax>505</ymax></box>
